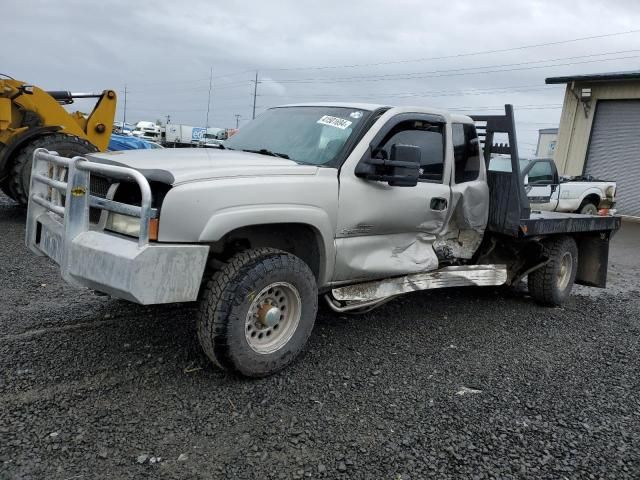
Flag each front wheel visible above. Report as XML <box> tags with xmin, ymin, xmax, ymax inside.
<box><xmin>197</xmin><ymin>248</ymin><xmax>318</xmax><ymax>377</ymax></box>
<box><xmin>528</xmin><ymin>236</ymin><xmax>578</xmax><ymax>306</ymax></box>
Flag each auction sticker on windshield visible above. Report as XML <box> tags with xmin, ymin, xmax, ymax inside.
<box><xmin>317</xmin><ymin>115</ymin><xmax>352</xmax><ymax>130</ymax></box>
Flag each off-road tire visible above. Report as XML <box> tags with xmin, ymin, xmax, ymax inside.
<box><xmin>578</xmin><ymin>201</ymin><xmax>598</xmax><ymax>215</ymax></box>
<box><xmin>9</xmin><ymin>134</ymin><xmax>97</xmax><ymax>206</ymax></box>
<box><xmin>197</xmin><ymin>248</ymin><xmax>318</xmax><ymax>377</ymax></box>
<box><xmin>528</xmin><ymin>236</ymin><xmax>578</xmax><ymax>306</ymax></box>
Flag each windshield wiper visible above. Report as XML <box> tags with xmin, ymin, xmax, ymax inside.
<box><xmin>242</xmin><ymin>148</ymin><xmax>290</xmax><ymax>159</ymax></box>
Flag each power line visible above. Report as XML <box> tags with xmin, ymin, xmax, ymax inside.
<box><xmin>264</xmin><ymin>28</ymin><xmax>640</xmax><ymax>71</ymax></box>
<box><xmin>257</xmin><ymin>84</ymin><xmax>564</xmax><ymax>100</ymax></box>
<box><xmin>116</xmin><ymin>31</ymin><xmax>640</xmax><ymax>91</ymax></box>
<box><xmin>264</xmin><ymin>53</ymin><xmax>640</xmax><ymax>85</ymax></box>
<box><xmin>122</xmin><ymin>81</ymin><xmax>252</xmax><ymax>94</ymax></box>
<box><xmin>262</xmin><ymin>49</ymin><xmax>640</xmax><ymax>84</ymax></box>
<box><xmin>123</xmin><ymin>69</ymin><xmax>255</xmax><ymax>88</ymax></box>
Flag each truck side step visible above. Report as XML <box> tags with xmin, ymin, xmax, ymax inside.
<box><xmin>331</xmin><ymin>265</ymin><xmax>507</xmax><ymax>303</ymax></box>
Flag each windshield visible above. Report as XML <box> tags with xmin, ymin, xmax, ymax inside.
<box><xmin>224</xmin><ymin>106</ymin><xmax>371</xmax><ymax>166</ymax></box>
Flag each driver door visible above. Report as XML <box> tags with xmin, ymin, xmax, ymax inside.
<box><xmin>333</xmin><ymin>114</ymin><xmax>451</xmax><ymax>282</ymax></box>
<box><xmin>524</xmin><ymin>159</ymin><xmax>559</xmax><ymax>211</ymax></box>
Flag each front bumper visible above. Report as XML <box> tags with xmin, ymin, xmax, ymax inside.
<box><xmin>26</xmin><ymin>149</ymin><xmax>209</xmax><ymax>305</ymax></box>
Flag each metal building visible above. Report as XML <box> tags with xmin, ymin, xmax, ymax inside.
<box><xmin>535</xmin><ymin>128</ymin><xmax>558</xmax><ymax>158</ymax></box>
<box><xmin>547</xmin><ymin>71</ymin><xmax>640</xmax><ymax>218</ymax></box>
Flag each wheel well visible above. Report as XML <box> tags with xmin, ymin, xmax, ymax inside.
<box><xmin>210</xmin><ymin>223</ymin><xmax>324</xmax><ymax>280</ymax></box>
<box><xmin>581</xmin><ymin>193</ymin><xmax>600</xmax><ymax>206</ymax></box>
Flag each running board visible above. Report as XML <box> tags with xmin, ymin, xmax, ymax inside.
<box><xmin>331</xmin><ymin>265</ymin><xmax>507</xmax><ymax>302</ymax></box>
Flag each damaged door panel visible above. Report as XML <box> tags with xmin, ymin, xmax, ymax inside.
<box><xmin>335</xmin><ymin>112</ymin><xmax>453</xmax><ymax>282</ymax></box>
<box><xmin>434</xmin><ymin>123</ymin><xmax>489</xmax><ymax>261</ymax></box>
<box><xmin>333</xmin><ymin>232</ymin><xmax>440</xmax><ymax>281</ymax></box>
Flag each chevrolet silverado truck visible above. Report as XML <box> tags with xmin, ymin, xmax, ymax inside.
<box><xmin>489</xmin><ymin>157</ymin><xmax>617</xmax><ymax>215</ymax></box>
<box><xmin>25</xmin><ymin>104</ymin><xmax>620</xmax><ymax>377</ymax></box>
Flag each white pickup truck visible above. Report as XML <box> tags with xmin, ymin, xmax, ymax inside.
<box><xmin>489</xmin><ymin>157</ymin><xmax>616</xmax><ymax>215</ymax></box>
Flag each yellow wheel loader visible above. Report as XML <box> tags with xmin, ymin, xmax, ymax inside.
<box><xmin>0</xmin><ymin>75</ymin><xmax>117</xmax><ymax>205</ymax></box>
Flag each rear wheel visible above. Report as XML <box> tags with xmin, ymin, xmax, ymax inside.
<box><xmin>197</xmin><ymin>248</ymin><xmax>318</xmax><ymax>377</ymax></box>
<box><xmin>578</xmin><ymin>201</ymin><xmax>598</xmax><ymax>215</ymax></box>
<box><xmin>9</xmin><ymin>134</ymin><xmax>97</xmax><ymax>205</ymax></box>
<box><xmin>528</xmin><ymin>236</ymin><xmax>578</xmax><ymax>306</ymax></box>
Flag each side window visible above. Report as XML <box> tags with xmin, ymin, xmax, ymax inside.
<box><xmin>376</xmin><ymin>120</ymin><xmax>445</xmax><ymax>182</ymax></box>
<box><xmin>452</xmin><ymin>123</ymin><xmax>480</xmax><ymax>183</ymax></box>
<box><xmin>527</xmin><ymin>161</ymin><xmax>554</xmax><ymax>185</ymax></box>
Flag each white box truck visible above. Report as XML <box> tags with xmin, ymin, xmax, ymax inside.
<box><xmin>164</xmin><ymin>124</ymin><xmax>206</xmax><ymax>147</ymax></box>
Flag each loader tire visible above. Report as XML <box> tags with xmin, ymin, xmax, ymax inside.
<box><xmin>197</xmin><ymin>248</ymin><xmax>318</xmax><ymax>377</ymax></box>
<box><xmin>9</xmin><ymin>134</ymin><xmax>97</xmax><ymax>206</ymax></box>
<box><xmin>528</xmin><ymin>236</ymin><xmax>578</xmax><ymax>307</ymax></box>
<box><xmin>0</xmin><ymin>180</ymin><xmax>16</xmax><ymax>201</ymax></box>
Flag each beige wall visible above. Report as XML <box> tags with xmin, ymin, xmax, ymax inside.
<box><xmin>553</xmin><ymin>81</ymin><xmax>640</xmax><ymax>175</ymax></box>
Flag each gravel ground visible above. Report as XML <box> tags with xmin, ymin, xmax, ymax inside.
<box><xmin>1</xmin><ymin>192</ymin><xmax>639</xmax><ymax>480</ymax></box>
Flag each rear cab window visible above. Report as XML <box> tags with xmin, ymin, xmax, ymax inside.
<box><xmin>452</xmin><ymin>123</ymin><xmax>481</xmax><ymax>183</ymax></box>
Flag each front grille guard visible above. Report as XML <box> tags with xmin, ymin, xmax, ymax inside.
<box><xmin>26</xmin><ymin>148</ymin><xmax>157</xmax><ymax>248</ymax></box>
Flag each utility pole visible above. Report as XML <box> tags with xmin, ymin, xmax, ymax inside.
<box><xmin>235</xmin><ymin>114</ymin><xmax>241</xmax><ymax>128</ymax></box>
<box><xmin>252</xmin><ymin>71</ymin><xmax>259</xmax><ymax>120</ymax></box>
<box><xmin>122</xmin><ymin>85</ymin><xmax>128</xmax><ymax>130</ymax></box>
<box><xmin>205</xmin><ymin>66</ymin><xmax>213</xmax><ymax>129</ymax></box>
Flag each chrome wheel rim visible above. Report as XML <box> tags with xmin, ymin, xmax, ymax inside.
<box><xmin>557</xmin><ymin>252</ymin><xmax>573</xmax><ymax>290</ymax></box>
<box><xmin>245</xmin><ymin>282</ymin><xmax>301</xmax><ymax>354</ymax></box>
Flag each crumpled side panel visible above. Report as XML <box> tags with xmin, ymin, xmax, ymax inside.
<box><xmin>333</xmin><ymin>232</ymin><xmax>440</xmax><ymax>282</ymax></box>
<box><xmin>448</xmin><ymin>180</ymin><xmax>490</xmax><ymax>233</ymax></box>
<box><xmin>435</xmin><ymin>180</ymin><xmax>489</xmax><ymax>260</ymax></box>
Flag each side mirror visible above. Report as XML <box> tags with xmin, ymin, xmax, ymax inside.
<box><xmin>388</xmin><ymin>144</ymin><xmax>421</xmax><ymax>187</ymax></box>
<box><xmin>523</xmin><ymin>174</ymin><xmax>529</xmax><ymax>185</ymax></box>
<box><xmin>355</xmin><ymin>144</ymin><xmax>421</xmax><ymax>187</ymax></box>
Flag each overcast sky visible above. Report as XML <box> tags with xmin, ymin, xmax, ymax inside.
<box><xmin>4</xmin><ymin>0</ymin><xmax>640</xmax><ymax>154</ymax></box>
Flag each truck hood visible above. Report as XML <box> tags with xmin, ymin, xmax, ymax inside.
<box><xmin>87</xmin><ymin>148</ymin><xmax>319</xmax><ymax>185</ymax></box>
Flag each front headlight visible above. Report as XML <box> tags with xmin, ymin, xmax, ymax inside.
<box><xmin>105</xmin><ymin>213</ymin><xmax>159</xmax><ymax>241</ymax></box>
<box><xmin>105</xmin><ymin>213</ymin><xmax>141</xmax><ymax>237</ymax></box>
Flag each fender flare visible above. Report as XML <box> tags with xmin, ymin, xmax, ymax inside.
<box><xmin>198</xmin><ymin>204</ymin><xmax>336</xmax><ymax>286</ymax></box>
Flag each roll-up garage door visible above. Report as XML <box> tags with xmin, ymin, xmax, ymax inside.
<box><xmin>585</xmin><ymin>100</ymin><xmax>640</xmax><ymax>217</ymax></box>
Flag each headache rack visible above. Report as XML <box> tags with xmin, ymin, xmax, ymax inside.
<box><xmin>26</xmin><ymin>148</ymin><xmax>157</xmax><ymax>248</ymax></box>
<box><xmin>471</xmin><ymin>105</ymin><xmax>620</xmax><ymax>238</ymax></box>
<box><xmin>471</xmin><ymin>104</ymin><xmax>531</xmax><ymax>236</ymax></box>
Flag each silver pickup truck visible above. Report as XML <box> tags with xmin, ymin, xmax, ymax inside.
<box><xmin>26</xmin><ymin>104</ymin><xmax>620</xmax><ymax>377</ymax></box>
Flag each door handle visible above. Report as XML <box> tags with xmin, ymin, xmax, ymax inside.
<box><xmin>430</xmin><ymin>197</ymin><xmax>448</xmax><ymax>211</ymax></box>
